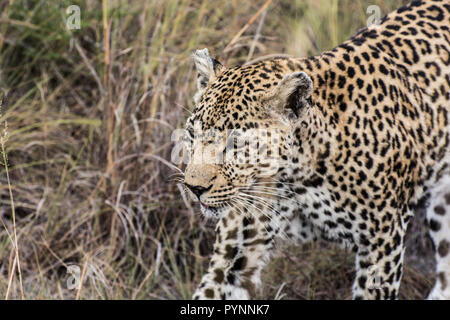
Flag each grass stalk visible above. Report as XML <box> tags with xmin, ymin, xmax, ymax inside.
<box><xmin>1</xmin><ymin>93</ymin><xmax>24</xmax><ymax>299</ymax></box>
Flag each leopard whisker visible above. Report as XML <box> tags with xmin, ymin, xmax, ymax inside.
<box><xmin>236</xmin><ymin>194</ymin><xmax>290</xmax><ymax>240</ymax></box>
<box><xmin>237</xmin><ymin>196</ymin><xmax>290</xmax><ymax>240</ymax></box>
<box><xmin>238</xmin><ymin>192</ymin><xmax>291</xmax><ymax>217</ymax></box>
<box><xmin>257</xmin><ymin>178</ymin><xmax>299</xmax><ymax>186</ymax></box>
<box><xmin>175</xmin><ymin>102</ymin><xmax>193</xmax><ymax>115</ymax></box>
<box><xmin>244</xmin><ymin>185</ymin><xmax>295</xmax><ymax>195</ymax></box>
<box><xmin>231</xmin><ymin>198</ymin><xmax>274</xmax><ymax>237</ymax></box>
<box><xmin>238</xmin><ymin>187</ymin><xmax>296</xmax><ymax>202</ymax></box>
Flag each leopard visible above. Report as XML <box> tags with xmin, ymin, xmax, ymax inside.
<box><xmin>180</xmin><ymin>0</ymin><xmax>450</xmax><ymax>300</ymax></box>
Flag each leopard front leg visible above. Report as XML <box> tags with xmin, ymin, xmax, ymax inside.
<box><xmin>193</xmin><ymin>208</ymin><xmax>276</xmax><ymax>300</ymax></box>
<box><xmin>352</xmin><ymin>222</ymin><xmax>406</xmax><ymax>300</ymax></box>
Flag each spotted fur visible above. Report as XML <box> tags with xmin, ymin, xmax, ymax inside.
<box><xmin>183</xmin><ymin>0</ymin><xmax>450</xmax><ymax>300</ymax></box>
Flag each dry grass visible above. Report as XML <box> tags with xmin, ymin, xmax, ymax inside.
<box><xmin>0</xmin><ymin>0</ymin><xmax>433</xmax><ymax>299</ymax></box>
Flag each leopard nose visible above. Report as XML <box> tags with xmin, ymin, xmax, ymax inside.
<box><xmin>185</xmin><ymin>184</ymin><xmax>212</xmax><ymax>199</ymax></box>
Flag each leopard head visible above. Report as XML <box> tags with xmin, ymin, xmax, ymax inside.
<box><xmin>182</xmin><ymin>49</ymin><xmax>313</xmax><ymax>219</ymax></box>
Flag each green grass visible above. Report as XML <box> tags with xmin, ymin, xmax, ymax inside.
<box><xmin>0</xmin><ymin>0</ymin><xmax>432</xmax><ymax>299</ymax></box>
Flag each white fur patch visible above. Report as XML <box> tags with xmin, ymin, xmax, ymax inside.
<box><xmin>426</xmin><ymin>173</ymin><xmax>450</xmax><ymax>299</ymax></box>
<box><xmin>224</xmin><ymin>285</ymin><xmax>250</xmax><ymax>300</ymax></box>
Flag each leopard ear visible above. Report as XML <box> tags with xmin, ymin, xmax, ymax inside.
<box><xmin>263</xmin><ymin>72</ymin><xmax>313</xmax><ymax>118</ymax></box>
<box><xmin>192</xmin><ymin>48</ymin><xmax>224</xmax><ymax>103</ymax></box>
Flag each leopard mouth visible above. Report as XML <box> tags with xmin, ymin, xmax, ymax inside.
<box><xmin>200</xmin><ymin>202</ymin><xmax>214</xmax><ymax>209</ymax></box>
<box><xmin>200</xmin><ymin>202</ymin><xmax>219</xmax><ymax>218</ymax></box>
<box><xmin>200</xmin><ymin>202</ymin><xmax>227</xmax><ymax>219</ymax></box>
